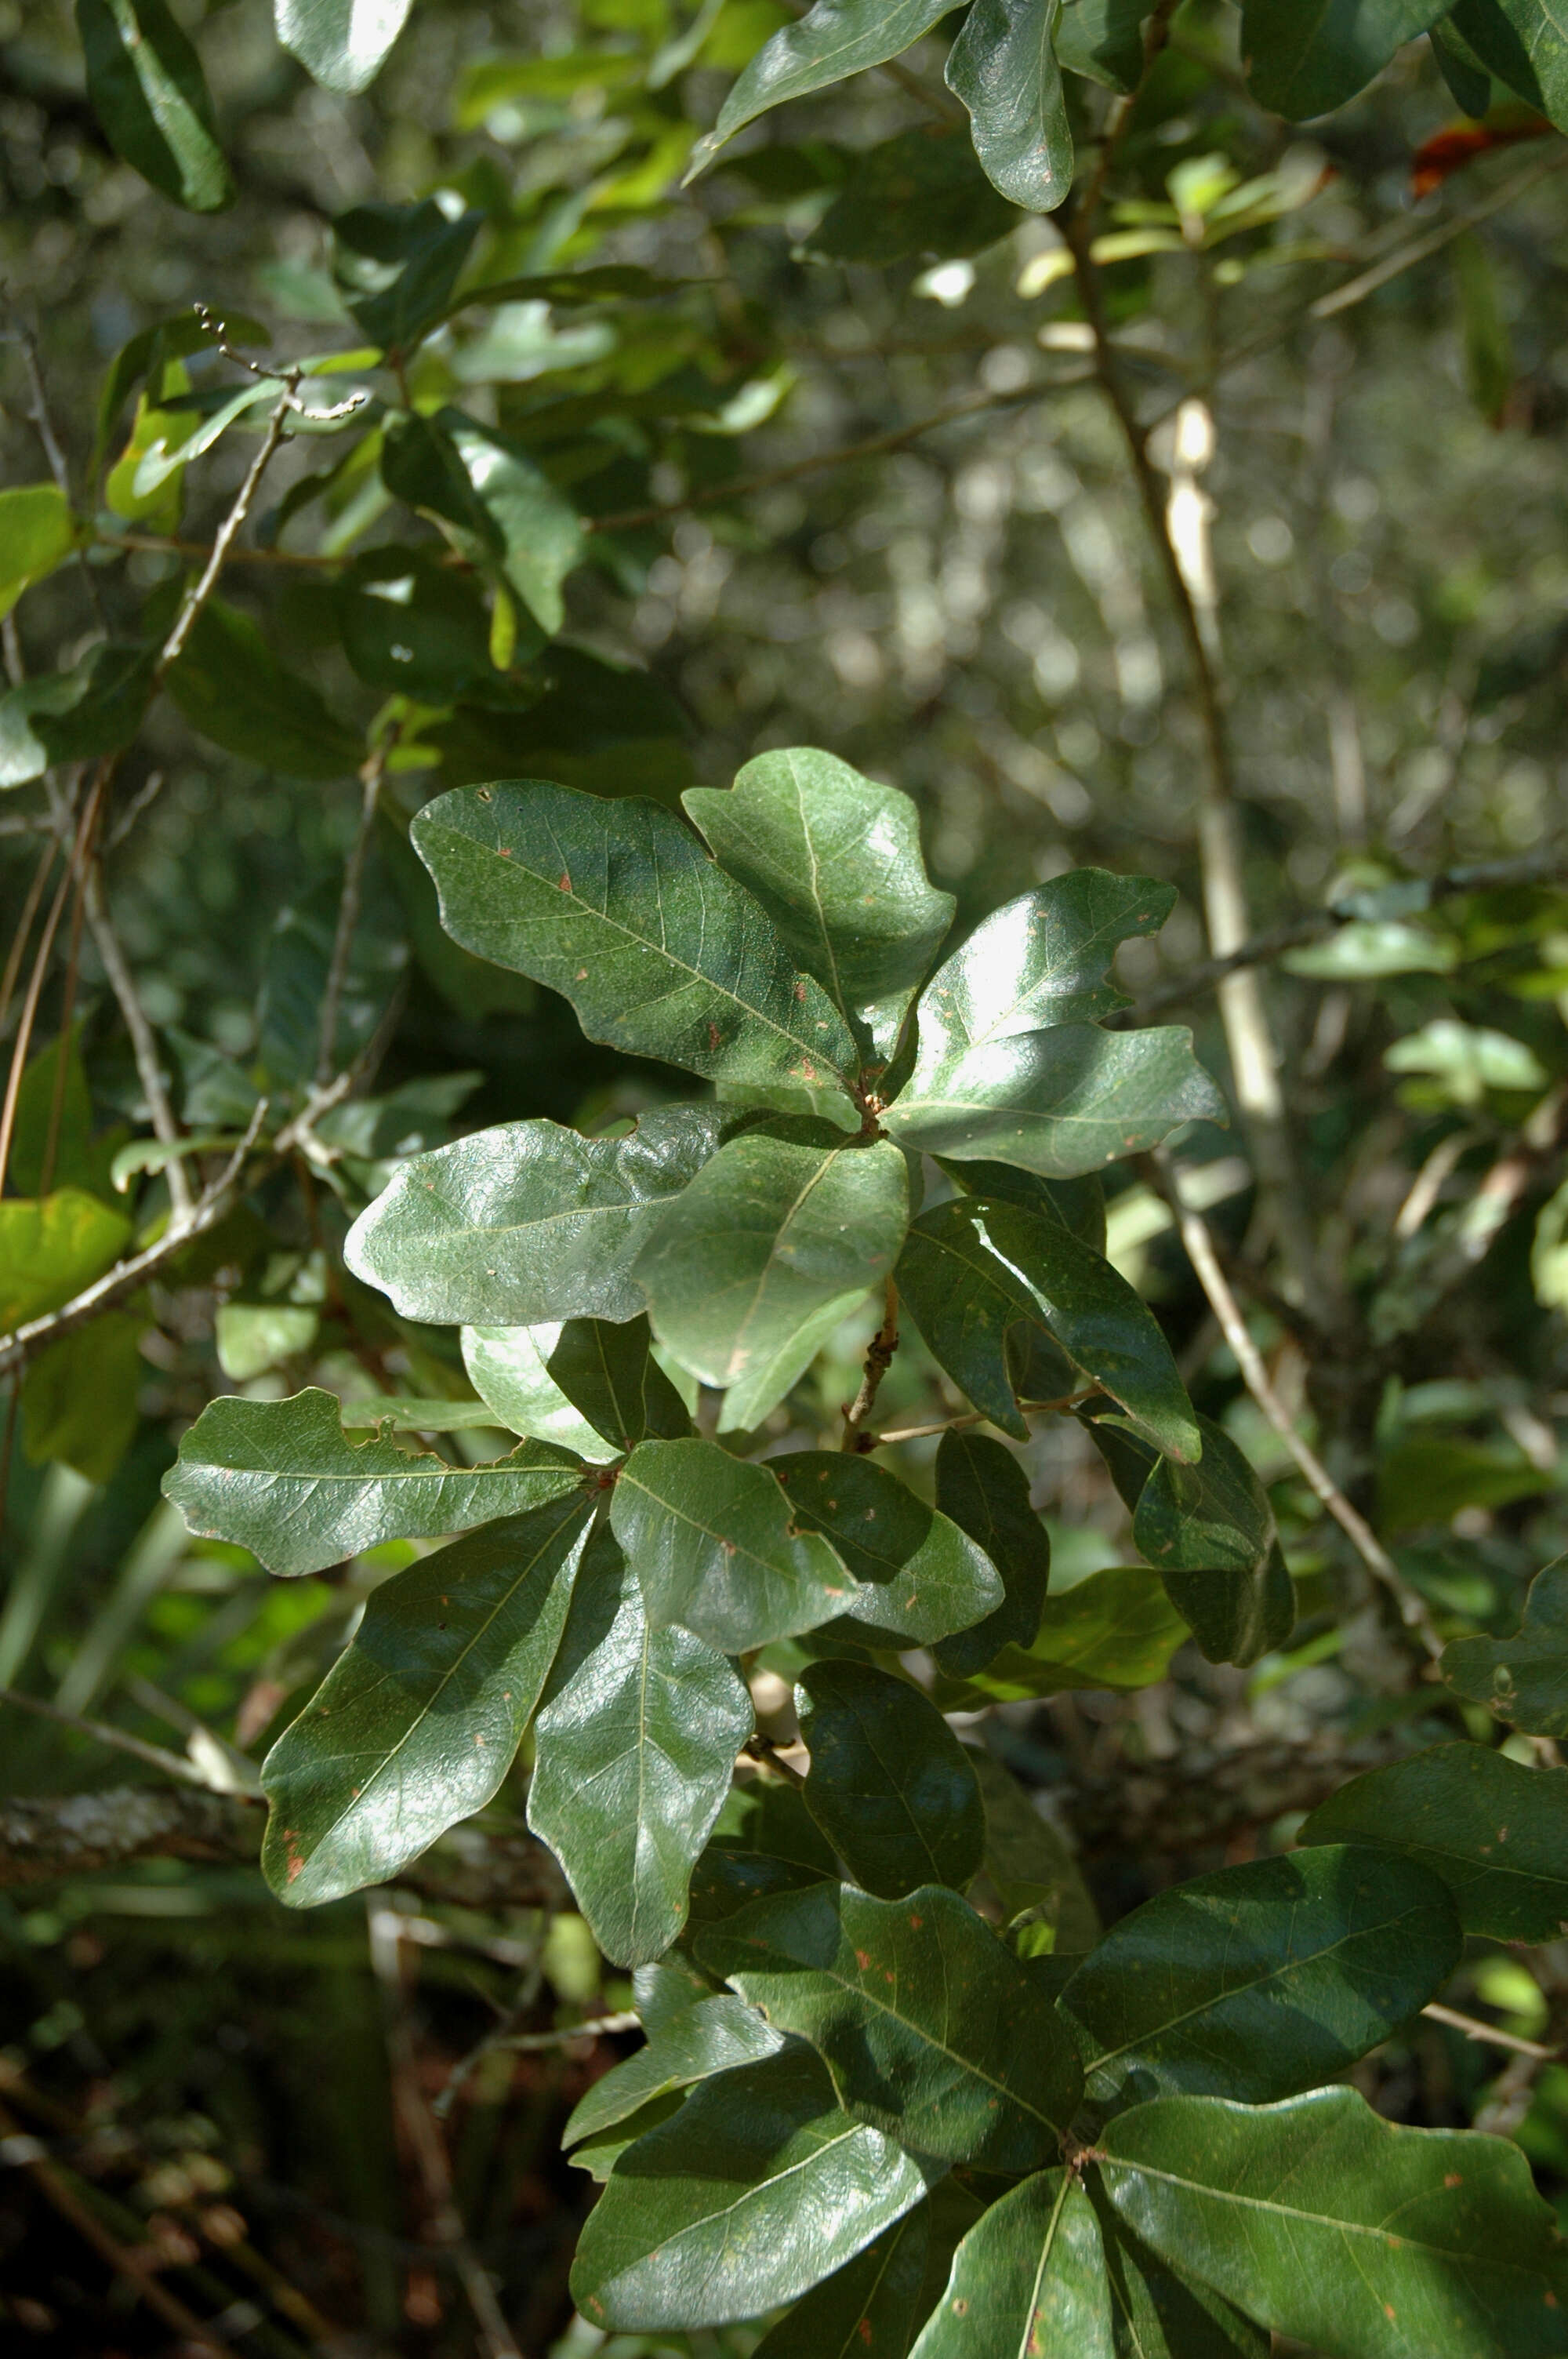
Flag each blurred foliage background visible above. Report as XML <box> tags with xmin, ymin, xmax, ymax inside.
<box><xmin>4</xmin><ymin>2</ymin><xmax>1568</xmax><ymax>2351</ymax></box>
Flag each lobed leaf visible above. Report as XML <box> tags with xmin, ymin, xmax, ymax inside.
<box><xmin>1099</xmin><ymin>2084</ymin><xmax>1568</xmax><ymax>2358</ymax></box>
<box><xmin>261</xmin><ymin>1493</ymin><xmax>593</xmax><ymax>1904</ymax></box>
<box><xmin>570</xmin><ymin>2043</ymin><xmax>939</xmax><ymax>2331</ymax></box>
<box><xmin>910</xmin><ymin>869</ymin><xmax>1177</xmax><ymax>1061</ymax></box>
<box><xmin>412</xmin><ymin>783</ymin><xmax>859</xmax><ymax>1121</ymax></box>
<box><xmin>796</xmin><ymin>1659</ymin><xmax>985</xmax><ymax>1897</ymax></box>
<box><xmin>345</xmin><ymin>1107</ymin><xmax>721</xmax><ymax>1328</ymax></box>
<box><xmin>684</xmin><ymin>747</ymin><xmax>955</xmax><ymax>1058</ymax></box>
<box><xmin>162</xmin><ymin>1387</ymin><xmax>586</xmax><ymax>1577</ymax></box>
<box><xmin>1299</xmin><ymin>1740</ymin><xmax>1568</xmax><ymax>1941</ymax></box>
<box><xmin>527</xmin><ymin>1527</ymin><xmax>752</xmax><ymax>1965</ymax></box>
<box><xmin>699</xmin><ymin>1880</ymin><xmax>1083</xmax><ymax>2170</ymax></box>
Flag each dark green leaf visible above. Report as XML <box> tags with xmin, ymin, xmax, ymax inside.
<box><xmin>1055</xmin><ymin>0</ymin><xmax>1150</xmax><ymax>90</ymax></box>
<box><xmin>896</xmin><ymin>1197</ymin><xmax>1200</xmax><ymax>1456</ymax></box>
<box><xmin>946</xmin><ymin>0</ymin><xmax>1074</xmax><ymax>212</ymax></box>
<box><xmin>1453</xmin><ymin>0</ymin><xmax>1568</xmax><ymax>124</ymax></box>
<box><xmin>338</xmin><ymin>547</ymin><xmax>541</xmax><ymax>703</ymax></box>
<box><xmin>527</xmin><ymin>1526</ymin><xmax>752</xmax><ymax>1965</ymax></box>
<box><xmin>463</xmin><ymin>1326</ymin><xmax>622</xmax><ymax>1463</ymax></box>
<box><xmin>688</xmin><ymin>0</ymin><xmax>955</xmax><ymax>179</ymax></box>
<box><xmin>344</xmin><ymin>1107</ymin><xmax>721</xmax><ymax>1327</ymax></box>
<box><xmin>165</xmin><ymin>598</ymin><xmax>361</xmax><ymax>778</ymax></box>
<box><xmin>908</xmin><ymin>2170</ymin><xmax>1112</xmax><ymax>2357</ymax></box>
<box><xmin>772</xmin><ymin>1452</ymin><xmax>1004</xmax><ymax>1648</ymax></box>
<box><xmin>544</xmin><ymin>1315</ymin><xmax>692</xmax><ymax>1455</ymax></box>
<box><xmin>1299</xmin><ymin>1740</ymin><xmax>1568</xmax><ymax>1941</ymax></box>
<box><xmin>1060</xmin><ymin>1845</ymin><xmax>1461</xmax><ymax>2112</ymax></box>
<box><xmin>412</xmin><ymin>783</ymin><xmax>859</xmax><ymax>1121</ymax></box>
<box><xmin>1134</xmin><ymin>1415</ymin><xmax>1294</xmax><ymax>1668</ymax></box>
<box><xmin>931</xmin><ymin>1566</ymin><xmax>1187</xmax><ymax>1705</ymax></box>
<box><xmin>383</xmin><ymin>408</ymin><xmax>584</xmax><ymax>633</ymax></box>
<box><xmin>0</xmin><ymin>485</ymin><xmax>78</xmax><ymax>620</ymax></box>
<box><xmin>78</xmin><ymin>0</ymin><xmax>234</xmax><ymax>212</ymax></box>
<box><xmin>0</xmin><ymin>644</ymin><xmax>154</xmax><ymax>788</ymax></box>
<box><xmin>699</xmin><ymin>1881</ymin><xmax>1083</xmax><ymax>2168</ymax></box>
<box><xmin>797</xmin><ymin>1660</ymin><xmax>985</xmax><ymax>1897</ymax></box>
<box><xmin>941</xmin><ymin>1158</ymin><xmax>1107</xmax><ymax>1254</ymax></box>
<box><xmin>969</xmin><ymin>1748</ymin><xmax>1100</xmax><ymax>1956</ymax></box>
<box><xmin>163</xmin><ymin>1387</ymin><xmax>585</xmax><ymax>1578</ymax></box>
<box><xmin>1430</xmin><ymin>16</ymin><xmax>1495</xmax><ymax>113</ymax></box>
<box><xmin>276</xmin><ymin>0</ymin><xmax>412</xmax><ymax>93</ymax></box>
<box><xmin>570</xmin><ymin>2044</ymin><xmax>938</xmax><ymax>2331</ymax></box>
<box><xmin>753</xmin><ymin>2204</ymin><xmax>930</xmax><ymax>2359</ymax></box>
<box><xmin>684</xmin><ymin>747</ymin><xmax>955</xmax><ymax>1059</ymax></box>
<box><xmin>1242</xmin><ymin>0</ymin><xmax>1450</xmax><ymax>118</ymax></box>
<box><xmin>808</xmin><ymin>126</ymin><xmax>1020</xmax><ymax>264</ymax></box>
<box><xmin>564</xmin><ymin>1994</ymin><xmax>783</xmax><ymax>2149</ymax></box>
<box><xmin>931</xmin><ymin>1433</ymin><xmax>1051</xmax><ymax>1675</ymax></box>
<box><xmin>261</xmin><ymin>1493</ymin><xmax>593</xmax><ymax>1904</ymax></box>
<box><xmin>886</xmin><ymin>1024</ymin><xmax>1224</xmax><ymax>1178</ymax></box>
<box><xmin>635</xmin><ymin>1126</ymin><xmax>909</xmax><ymax>1430</ymax></box>
<box><xmin>1443</xmin><ymin>1556</ymin><xmax>1568</xmax><ymax>1737</ymax></box>
<box><xmin>1099</xmin><ymin>2085</ymin><xmax>1568</xmax><ymax>2358</ymax></box>
<box><xmin>333</xmin><ymin>198</ymin><xmax>482</xmax><ymax>351</ymax></box>
<box><xmin>612</xmin><ymin>1438</ymin><xmax>862</xmax><ymax>1651</ymax></box>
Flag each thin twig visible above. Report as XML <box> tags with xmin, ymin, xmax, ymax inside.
<box><xmin>1421</xmin><ymin>2001</ymin><xmax>1559</xmax><ymax>2062</ymax></box>
<box><xmin>316</xmin><ymin>730</ymin><xmax>397</xmax><ymax>1087</ymax></box>
<box><xmin>1312</xmin><ymin>148</ymin><xmax>1568</xmax><ymax>322</ymax></box>
<box><xmin>489</xmin><ymin>2012</ymin><xmax>639</xmax><ymax>2054</ymax></box>
<box><xmin>0</xmin><ymin>1685</ymin><xmax>212</xmax><ymax>1788</ymax></box>
<box><xmin>841</xmin><ymin>1278</ymin><xmax>899</xmax><ymax>1451</ymax></box>
<box><xmin>744</xmin><ymin>1732</ymin><xmax>810</xmax><ymax>1792</ymax></box>
<box><xmin>871</xmin><ymin>1388</ymin><xmax>1098</xmax><ymax>1447</ymax></box>
<box><xmin>152</xmin><ymin>385</ymin><xmax>297</xmax><ymax>689</ymax></box>
<box><xmin>84</xmin><ymin>856</ymin><xmax>193</xmax><ymax>1216</ymax></box>
<box><xmin>1147</xmin><ymin>1151</ymin><xmax>1443</xmax><ymax>1658</ymax></box>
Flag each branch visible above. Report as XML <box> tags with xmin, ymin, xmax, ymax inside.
<box><xmin>83</xmin><ymin>857</ymin><xmax>193</xmax><ymax>1218</ymax></box>
<box><xmin>841</xmin><ymin>1278</ymin><xmax>899</xmax><ymax>1450</ymax></box>
<box><xmin>151</xmin><ymin>385</ymin><xmax>296</xmax><ymax>689</ymax></box>
<box><xmin>1147</xmin><ymin>1150</ymin><xmax>1443</xmax><ymax>1659</ymax></box>
<box><xmin>316</xmin><ymin>731</ymin><xmax>396</xmax><ymax>1087</ymax></box>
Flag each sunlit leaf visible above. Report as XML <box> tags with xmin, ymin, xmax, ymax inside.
<box><xmin>275</xmin><ymin>0</ymin><xmax>413</xmax><ymax>93</ymax></box>
<box><xmin>78</xmin><ymin>0</ymin><xmax>234</xmax><ymax>212</ymax></box>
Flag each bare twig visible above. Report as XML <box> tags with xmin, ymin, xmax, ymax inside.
<box><xmin>1147</xmin><ymin>1152</ymin><xmax>1442</xmax><ymax>1658</ymax></box>
<box><xmin>489</xmin><ymin>2012</ymin><xmax>639</xmax><ymax>2054</ymax></box>
<box><xmin>152</xmin><ymin>385</ymin><xmax>297</xmax><ymax>689</ymax></box>
<box><xmin>0</xmin><ymin>1685</ymin><xmax>214</xmax><ymax>1787</ymax></box>
<box><xmin>744</xmin><ymin>1732</ymin><xmax>810</xmax><ymax>1792</ymax></box>
<box><xmin>841</xmin><ymin>1278</ymin><xmax>899</xmax><ymax>1451</ymax></box>
<box><xmin>1421</xmin><ymin>2001</ymin><xmax>1559</xmax><ymax>2062</ymax></box>
<box><xmin>84</xmin><ymin>857</ymin><xmax>193</xmax><ymax>1217</ymax></box>
<box><xmin>316</xmin><ymin>730</ymin><xmax>397</xmax><ymax>1087</ymax></box>
<box><xmin>1311</xmin><ymin>149</ymin><xmax>1568</xmax><ymax>322</ymax></box>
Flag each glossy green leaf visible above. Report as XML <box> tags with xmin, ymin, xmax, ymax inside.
<box><xmin>1242</xmin><ymin>0</ymin><xmax>1450</xmax><ymax>118</ymax></box>
<box><xmin>612</xmin><ymin>1438</ymin><xmax>861</xmax><ymax>1651</ymax></box>
<box><xmin>333</xmin><ymin>198</ymin><xmax>481</xmax><ymax>351</ymax></box>
<box><xmin>912</xmin><ymin>870</ymin><xmax>1176</xmax><ymax>1056</ymax></box>
<box><xmin>886</xmin><ymin>1024</ymin><xmax>1223</xmax><ymax>1179</ymax></box>
<box><xmin>0</xmin><ymin>644</ymin><xmax>156</xmax><ymax>788</ymax></box>
<box><xmin>753</xmin><ymin>2203</ymin><xmax>930</xmax><ymax>2359</ymax></box>
<box><xmin>896</xmin><ymin>1197</ymin><xmax>1200</xmax><ymax>1456</ymax></box>
<box><xmin>909</xmin><ymin>2170</ymin><xmax>1113</xmax><ymax>2357</ymax></box>
<box><xmin>0</xmin><ymin>1190</ymin><xmax>131</xmax><ymax>1330</ymax></box>
<box><xmin>345</xmin><ymin>1107</ymin><xmax>721</xmax><ymax>1327</ymax></box>
<box><xmin>528</xmin><ymin>1526</ymin><xmax>752</xmax><ymax>1965</ymax></box>
<box><xmin>700</xmin><ymin>1881</ymin><xmax>1083</xmax><ymax>2168</ymax></box>
<box><xmin>636</xmin><ymin>1125</ymin><xmax>907</xmax><ymax>1428</ymax></box>
<box><xmin>1055</xmin><ymin>0</ymin><xmax>1150</xmax><ymax>90</ymax></box>
<box><xmin>543</xmin><ymin>1315</ymin><xmax>691</xmax><ymax>1455</ymax></box>
<box><xmin>276</xmin><ymin>0</ymin><xmax>413</xmax><ymax>93</ymax></box>
<box><xmin>78</xmin><ymin>0</ymin><xmax>234</xmax><ymax>212</ymax></box>
<box><xmin>163</xmin><ymin>1386</ymin><xmax>585</xmax><ymax>1577</ymax></box>
<box><xmin>808</xmin><ymin>125</ymin><xmax>1021</xmax><ymax>264</ymax></box>
<box><xmin>0</xmin><ymin>485</ymin><xmax>78</xmax><ymax>622</ymax></box>
<box><xmin>564</xmin><ymin>1993</ymin><xmax>784</xmax><ymax>2149</ymax></box>
<box><xmin>931</xmin><ymin>1432</ymin><xmax>1051</xmax><ymax>1675</ymax></box>
<box><xmin>1134</xmin><ymin>1414</ymin><xmax>1294</xmax><ymax>1667</ymax></box>
<box><xmin>165</xmin><ymin>599</ymin><xmax>361</xmax><ymax>778</ymax></box>
<box><xmin>462</xmin><ymin>1326</ymin><xmax>622</xmax><ymax>1463</ymax></box>
<box><xmin>797</xmin><ymin>1660</ymin><xmax>985</xmax><ymax>1897</ymax></box>
<box><xmin>688</xmin><ymin>0</ymin><xmax>955</xmax><ymax>179</ymax></box>
<box><xmin>1431</xmin><ymin>13</ymin><xmax>1495</xmax><ymax>111</ymax></box>
<box><xmin>1060</xmin><ymin>1845</ymin><xmax>1461</xmax><ymax>2112</ymax></box>
<box><xmin>970</xmin><ymin>1748</ymin><xmax>1100</xmax><ymax>1957</ymax></box>
<box><xmin>1443</xmin><ymin>1556</ymin><xmax>1568</xmax><ymax>1737</ymax></box>
<box><xmin>1450</xmin><ymin>0</ymin><xmax>1568</xmax><ymax>125</ymax></box>
<box><xmin>946</xmin><ymin>0</ymin><xmax>1073</xmax><ymax>213</ymax></box>
<box><xmin>1300</xmin><ymin>1740</ymin><xmax>1568</xmax><ymax>1941</ymax></box>
<box><xmin>684</xmin><ymin>749</ymin><xmax>955</xmax><ymax>1058</ymax></box>
<box><xmin>1085</xmin><ymin>2178</ymin><xmax>1269</xmax><ymax>2359</ymax></box>
<box><xmin>570</xmin><ymin>2044</ymin><xmax>938</xmax><ymax>2331</ymax></box>
<box><xmin>1100</xmin><ymin>2085</ymin><xmax>1568</xmax><ymax>2359</ymax></box>
<box><xmin>932</xmin><ymin>1566</ymin><xmax>1187</xmax><ymax>1706</ymax></box>
<box><xmin>771</xmin><ymin>1452</ymin><xmax>1003</xmax><ymax>1647</ymax></box>
<box><xmin>941</xmin><ymin>1157</ymin><xmax>1108</xmax><ymax>1254</ymax></box>
<box><xmin>383</xmin><ymin>408</ymin><xmax>584</xmax><ymax>633</ymax></box>
<box><xmin>261</xmin><ymin>1493</ymin><xmax>593</xmax><ymax>1904</ymax></box>
<box><xmin>412</xmin><ymin>783</ymin><xmax>859</xmax><ymax>1121</ymax></box>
